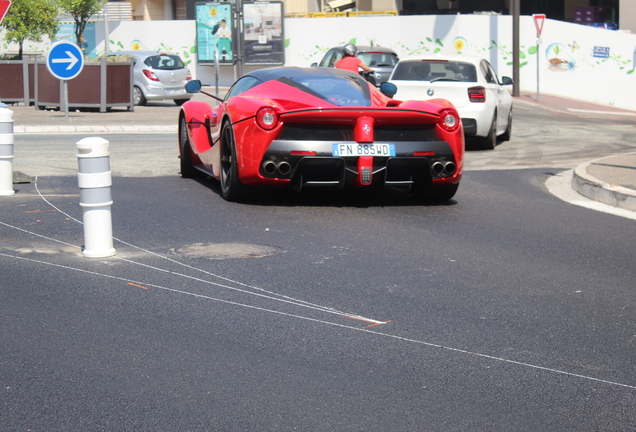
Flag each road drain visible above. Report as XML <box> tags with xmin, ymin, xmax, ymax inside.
<box><xmin>174</xmin><ymin>243</ymin><xmax>283</xmax><ymax>259</ymax></box>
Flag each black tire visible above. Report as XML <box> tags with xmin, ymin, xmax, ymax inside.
<box><xmin>133</xmin><ymin>86</ymin><xmax>147</xmax><ymax>106</ymax></box>
<box><xmin>420</xmin><ymin>183</ymin><xmax>459</xmax><ymax>202</ymax></box>
<box><xmin>179</xmin><ymin>116</ymin><xmax>198</xmax><ymax>178</ymax></box>
<box><xmin>220</xmin><ymin>122</ymin><xmax>247</xmax><ymax>202</ymax></box>
<box><xmin>500</xmin><ymin>109</ymin><xmax>512</xmax><ymax>142</ymax></box>
<box><xmin>481</xmin><ymin>112</ymin><xmax>497</xmax><ymax>150</ymax></box>
<box><xmin>174</xmin><ymin>99</ymin><xmax>189</xmax><ymax>106</ymax></box>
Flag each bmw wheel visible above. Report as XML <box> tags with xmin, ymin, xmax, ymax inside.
<box><xmin>481</xmin><ymin>113</ymin><xmax>497</xmax><ymax>150</ymax></box>
<box><xmin>220</xmin><ymin>122</ymin><xmax>247</xmax><ymax>202</ymax></box>
<box><xmin>500</xmin><ymin>109</ymin><xmax>513</xmax><ymax>142</ymax></box>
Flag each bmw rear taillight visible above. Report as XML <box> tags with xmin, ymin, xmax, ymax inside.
<box><xmin>142</xmin><ymin>69</ymin><xmax>160</xmax><ymax>82</ymax></box>
<box><xmin>438</xmin><ymin>109</ymin><xmax>459</xmax><ymax>132</ymax></box>
<box><xmin>468</xmin><ymin>86</ymin><xmax>486</xmax><ymax>102</ymax></box>
<box><xmin>256</xmin><ymin>107</ymin><xmax>278</xmax><ymax>130</ymax></box>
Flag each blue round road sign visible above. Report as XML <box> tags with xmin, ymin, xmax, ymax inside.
<box><xmin>46</xmin><ymin>41</ymin><xmax>84</xmax><ymax>80</ymax></box>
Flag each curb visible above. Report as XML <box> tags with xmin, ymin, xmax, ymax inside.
<box><xmin>571</xmin><ymin>154</ymin><xmax>636</xmax><ymax>212</ymax></box>
<box><xmin>13</xmin><ymin>125</ymin><xmax>178</xmax><ymax>134</ymax></box>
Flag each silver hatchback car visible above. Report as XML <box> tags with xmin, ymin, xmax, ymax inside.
<box><xmin>108</xmin><ymin>50</ymin><xmax>193</xmax><ymax>106</ymax></box>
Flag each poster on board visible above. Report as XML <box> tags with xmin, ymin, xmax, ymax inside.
<box><xmin>242</xmin><ymin>2</ymin><xmax>285</xmax><ymax>65</ymax></box>
<box><xmin>196</xmin><ymin>3</ymin><xmax>234</xmax><ymax>63</ymax></box>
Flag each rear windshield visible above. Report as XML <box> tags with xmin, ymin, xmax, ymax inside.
<box><xmin>392</xmin><ymin>60</ymin><xmax>477</xmax><ymax>82</ymax></box>
<box><xmin>278</xmin><ymin>75</ymin><xmax>372</xmax><ymax>107</ymax></box>
<box><xmin>144</xmin><ymin>55</ymin><xmax>185</xmax><ymax>70</ymax></box>
<box><xmin>358</xmin><ymin>52</ymin><xmax>398</xmax><ymax>68</ymax></box>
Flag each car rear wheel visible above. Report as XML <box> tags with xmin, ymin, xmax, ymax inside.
<box><xmin>220</xmin><ymin>122</ymin><xmax>247</xmax><ymax>202</ymax></box>
<box><xmin>179</xmin><ymin>117</ymin><xmax>198</xmax><ymax>178</ymax></box>
<box><xmin>500</xmin><ymin>109</ymin><xmax>512</xmax><ymax>141</ymax></box>
<box><xmin>419</xmin><ymin>183</ymin><xmax>459</xmax><ymax>202</ymax></box>
<box><xmin>480</xmin><ymin>113</ymin><xmax>497</xmax><ymax>150</ymax></box>
<box><xmin>133</xmin><ymin>86</ymin><xmax>147</xmax><ymax>106</ymax></box>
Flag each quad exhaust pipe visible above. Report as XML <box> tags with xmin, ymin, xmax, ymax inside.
<box><xmin>263</xmin><ymin>160</ymin><xmax>277</xmax><ymax>175</ymax></box>
<box><xmin>431</xmin><ymin>161</ymin><xmax>456</xmax><ymax>177</ymax></box>
<box><xmin>262</xmin><ymin>160</ymin><xmax>291</xmax><ymax>176</ymax></box>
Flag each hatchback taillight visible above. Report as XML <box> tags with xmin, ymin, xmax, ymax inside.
<box><xmin>186</xmin><ymin>69</ymin><xmax>192</xmax><ymax>81</ymax></box>
<box><xmin>142</xmin><ymin>69</ymin><xmax>160</xmax><ymax>82</ymax></box>
<box><xmin>468</xmin><ymin>86</ymin><xmax>486</xmax><ymax>102</ymax></box>
<box><xmin>256</xmin><ymin>107</ymin><xmax>278</xmax><ymax>130</ymax></box>
<box><xmin>438</xmin><ymin>109</ymin><xmax>460</xmax><ymax>132</ymax></box>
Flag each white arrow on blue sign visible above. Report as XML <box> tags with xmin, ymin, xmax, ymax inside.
<box><xmin>46</xmin><ymin>41</ymin><xmax>85</xmax><ymax>80</ymax></box>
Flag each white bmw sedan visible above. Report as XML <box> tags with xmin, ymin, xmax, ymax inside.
<box><xmin>389</xmin><ymin>54</ymin><xmax>513</xmax><ymax>150</ymax></box>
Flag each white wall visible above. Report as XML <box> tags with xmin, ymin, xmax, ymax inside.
<box><xmin>3</xmin><ymin>15</ymin><xmax>636</xmax><ymax>111</ymax></box>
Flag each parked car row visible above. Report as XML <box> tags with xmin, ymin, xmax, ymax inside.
<box><xmin>313</xmin><ymin>46</ymin><xmax>513</xmax><ymax>150</ymax></box>
<box><xmin>103</xmin><ymin>47</ymin><xmax>512</xmax><ymax>153</ymax></box>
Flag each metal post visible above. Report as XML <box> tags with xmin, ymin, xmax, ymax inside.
<box><xmin>63</xmin><ymin>80</ymin><xmax>70</xmax><ymax>118</ymax></box>
<box><xmin>76</xmin><ymin>137</ymin><xmax>116</xmax><ymax>258</ymax></box>
<box><xmin>512</xmin><ymin>0</ymin><xmax>520</xmax><ymax>97</ymax></box>
<box><xmin>536</xmin><ymin>38</ymin><xmax>540</xmax><ymax>102</ymax></box>
<box><xmin>0</xmin><ymin>103</ymin><xmax>15</xmax><ymax>196</ymax></box>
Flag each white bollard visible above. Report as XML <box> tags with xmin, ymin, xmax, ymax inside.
<box><xmin>0</xmin><ymin>103</ymin><xmax>15</xmax><ymax>196</ymax></box>
<box><xmin>76</xmin><ymin>137</ymin><xmax>116</xmax><ymax>258</ymax></box>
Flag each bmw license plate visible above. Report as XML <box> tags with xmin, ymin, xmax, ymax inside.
<box><xmin>332</xmin><ymin>143</ymin><xmax>395</xmax><ymax>157</ymax></box>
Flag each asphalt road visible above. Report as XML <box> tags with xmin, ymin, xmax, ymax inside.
<box><xmin>10</xmin><ymin>98</ymin><xmax>636</xmax><ymax>178</ymax></box>
<box><xmin>2</xmin><ymin>104</ymin><xmax>636</xmax><ymax>430</ymax></box>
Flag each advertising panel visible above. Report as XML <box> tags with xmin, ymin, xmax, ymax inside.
<box><xmin>242</xmin><ymin>2</ymin><xmax>284</xmax><ymax>65</ymax></box>
<box><xmin>196</xmin><ymin>3</ymin><xmax>234</xmax><ymax>63</ymax></box>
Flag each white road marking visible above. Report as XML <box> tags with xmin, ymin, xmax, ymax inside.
<box><xmin>545</xmin><ymin>170</ymin><xmax>636</xmax><ymax>221</ymax></box>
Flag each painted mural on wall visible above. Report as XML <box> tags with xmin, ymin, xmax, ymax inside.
<box><xmin>2</xmin><ymin>15</ymin><xmax>636</xmax><ymax>110</ymax></box>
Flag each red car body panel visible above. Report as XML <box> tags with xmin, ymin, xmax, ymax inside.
<box><xmin>179</xmin><ymin>67</ymin><xmax>464</xmax><ymax>199</ymax></box>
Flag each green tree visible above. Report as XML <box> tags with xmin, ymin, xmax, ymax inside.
<box><xmin>58</xmin><ymin>0</ymin><xmax>105</xmax><ymax>50</ymax></box>
<box><xmin>0</xmin><ymin>0</ymin><xmax>60</xmax><ymax>59</ymax></box>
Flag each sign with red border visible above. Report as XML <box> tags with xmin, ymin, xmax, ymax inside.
<box><xmin>0</xmin><ymin>0</ymin><xmax>11</xmax><ymax>24</ymax></box>
<box><xmin>533</xmin><ymin>13</ymin><xmax>546</xmax><ymax>37</ymax></box>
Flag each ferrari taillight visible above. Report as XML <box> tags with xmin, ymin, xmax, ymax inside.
<box><xmin>438</xmin><ymin>109</ymin><xmax>459</xmax><ymax>132</ymax></box>
<box><xmin>256</xmin><ymin>107</ymin><xmax>278</xmax><ymax>130</ymax></box>
<box><xmin>468</xmin><ymin>86</ymin><xmax>486</xmax><ymax>102</ymax></box>
<box><xmin>142</xmin><ymin>69</ymin><xmax>160</xmax><ymax>82</ymax></box>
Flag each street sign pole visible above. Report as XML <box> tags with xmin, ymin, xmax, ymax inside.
<box><xmin>511</xmin><ymin>0</ymin><xmax>520</xmax><ymax>97</ymax></box>
<box><xmin>533</xmin><ymin>14</ymin><xmax>546</xmax><ymax>102</ymax></box>
<box><xmin>46</xmin><ymin>41</ymin><xmax>85</xmax><ymax>118</ymax></box>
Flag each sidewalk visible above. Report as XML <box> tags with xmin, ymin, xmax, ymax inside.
<box><xmin>514</xmin><ymin>94</ymin><xmax>636</xmax><ymax>213</ymax></box>
<box><xmin>3</xmin><ymin>91</ymin><xmax>636</xmax><ymax>213</ymax></box>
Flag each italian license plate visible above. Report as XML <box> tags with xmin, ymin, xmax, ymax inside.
<box><xmin>332</xmin><ymin>143</ymin><xmax>395</xmax><ymax>157</ymax></box>
<box><xmin>166</xmin><ymin>88</ymin><xmax>185</xmax><ymax>95</ymax></box>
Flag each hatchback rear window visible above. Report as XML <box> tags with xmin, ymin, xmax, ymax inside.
<box><xmin>144</xmin><ymin>55</ymin><xmax>185</xmax><ymax>70</ymax></box>
<box><xmin>392</xmin><ymin>61</ymin><xmax>477</xmax><ymax>82</ymax></box>
<box><xmin>358</xmin><ymin>52</ymin><xmax>398</xmax><ymax>68</ymax></box>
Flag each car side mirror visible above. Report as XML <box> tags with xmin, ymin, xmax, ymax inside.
<box><xmin>380</xmin><ymin>82</ymin><xmax>397</xmax><ymax>97</ymax></box>
<box><xmin>185</xmin><ymin>80</ymin><xmax>202</xmax><ymax>93</ymax></box>
<box><xmin>501</xmin><ymin>76</ymin><xmax>513</xmax><ymax>85</ymax></box>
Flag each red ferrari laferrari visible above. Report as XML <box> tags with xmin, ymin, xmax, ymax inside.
<box><xmin>178</xmin><ymin>66</ymin><xmax>464</xmax><ymax>202</ymax></box>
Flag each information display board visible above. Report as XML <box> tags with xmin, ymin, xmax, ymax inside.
<box><xmin>196</xmin><ymin>3</ymin><xmax>234</xmax><ymax>64</ymax></box>
<box><xmin>242</xmin><ymin>1</ymin><xmax>284</xmax><ymax>66</ymax></box>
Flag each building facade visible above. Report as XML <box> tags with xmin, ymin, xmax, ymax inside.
<box><xmin>115</xmin><ymin>0</ymin><xmax>633</xmax><ymax>33</ymax></box>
